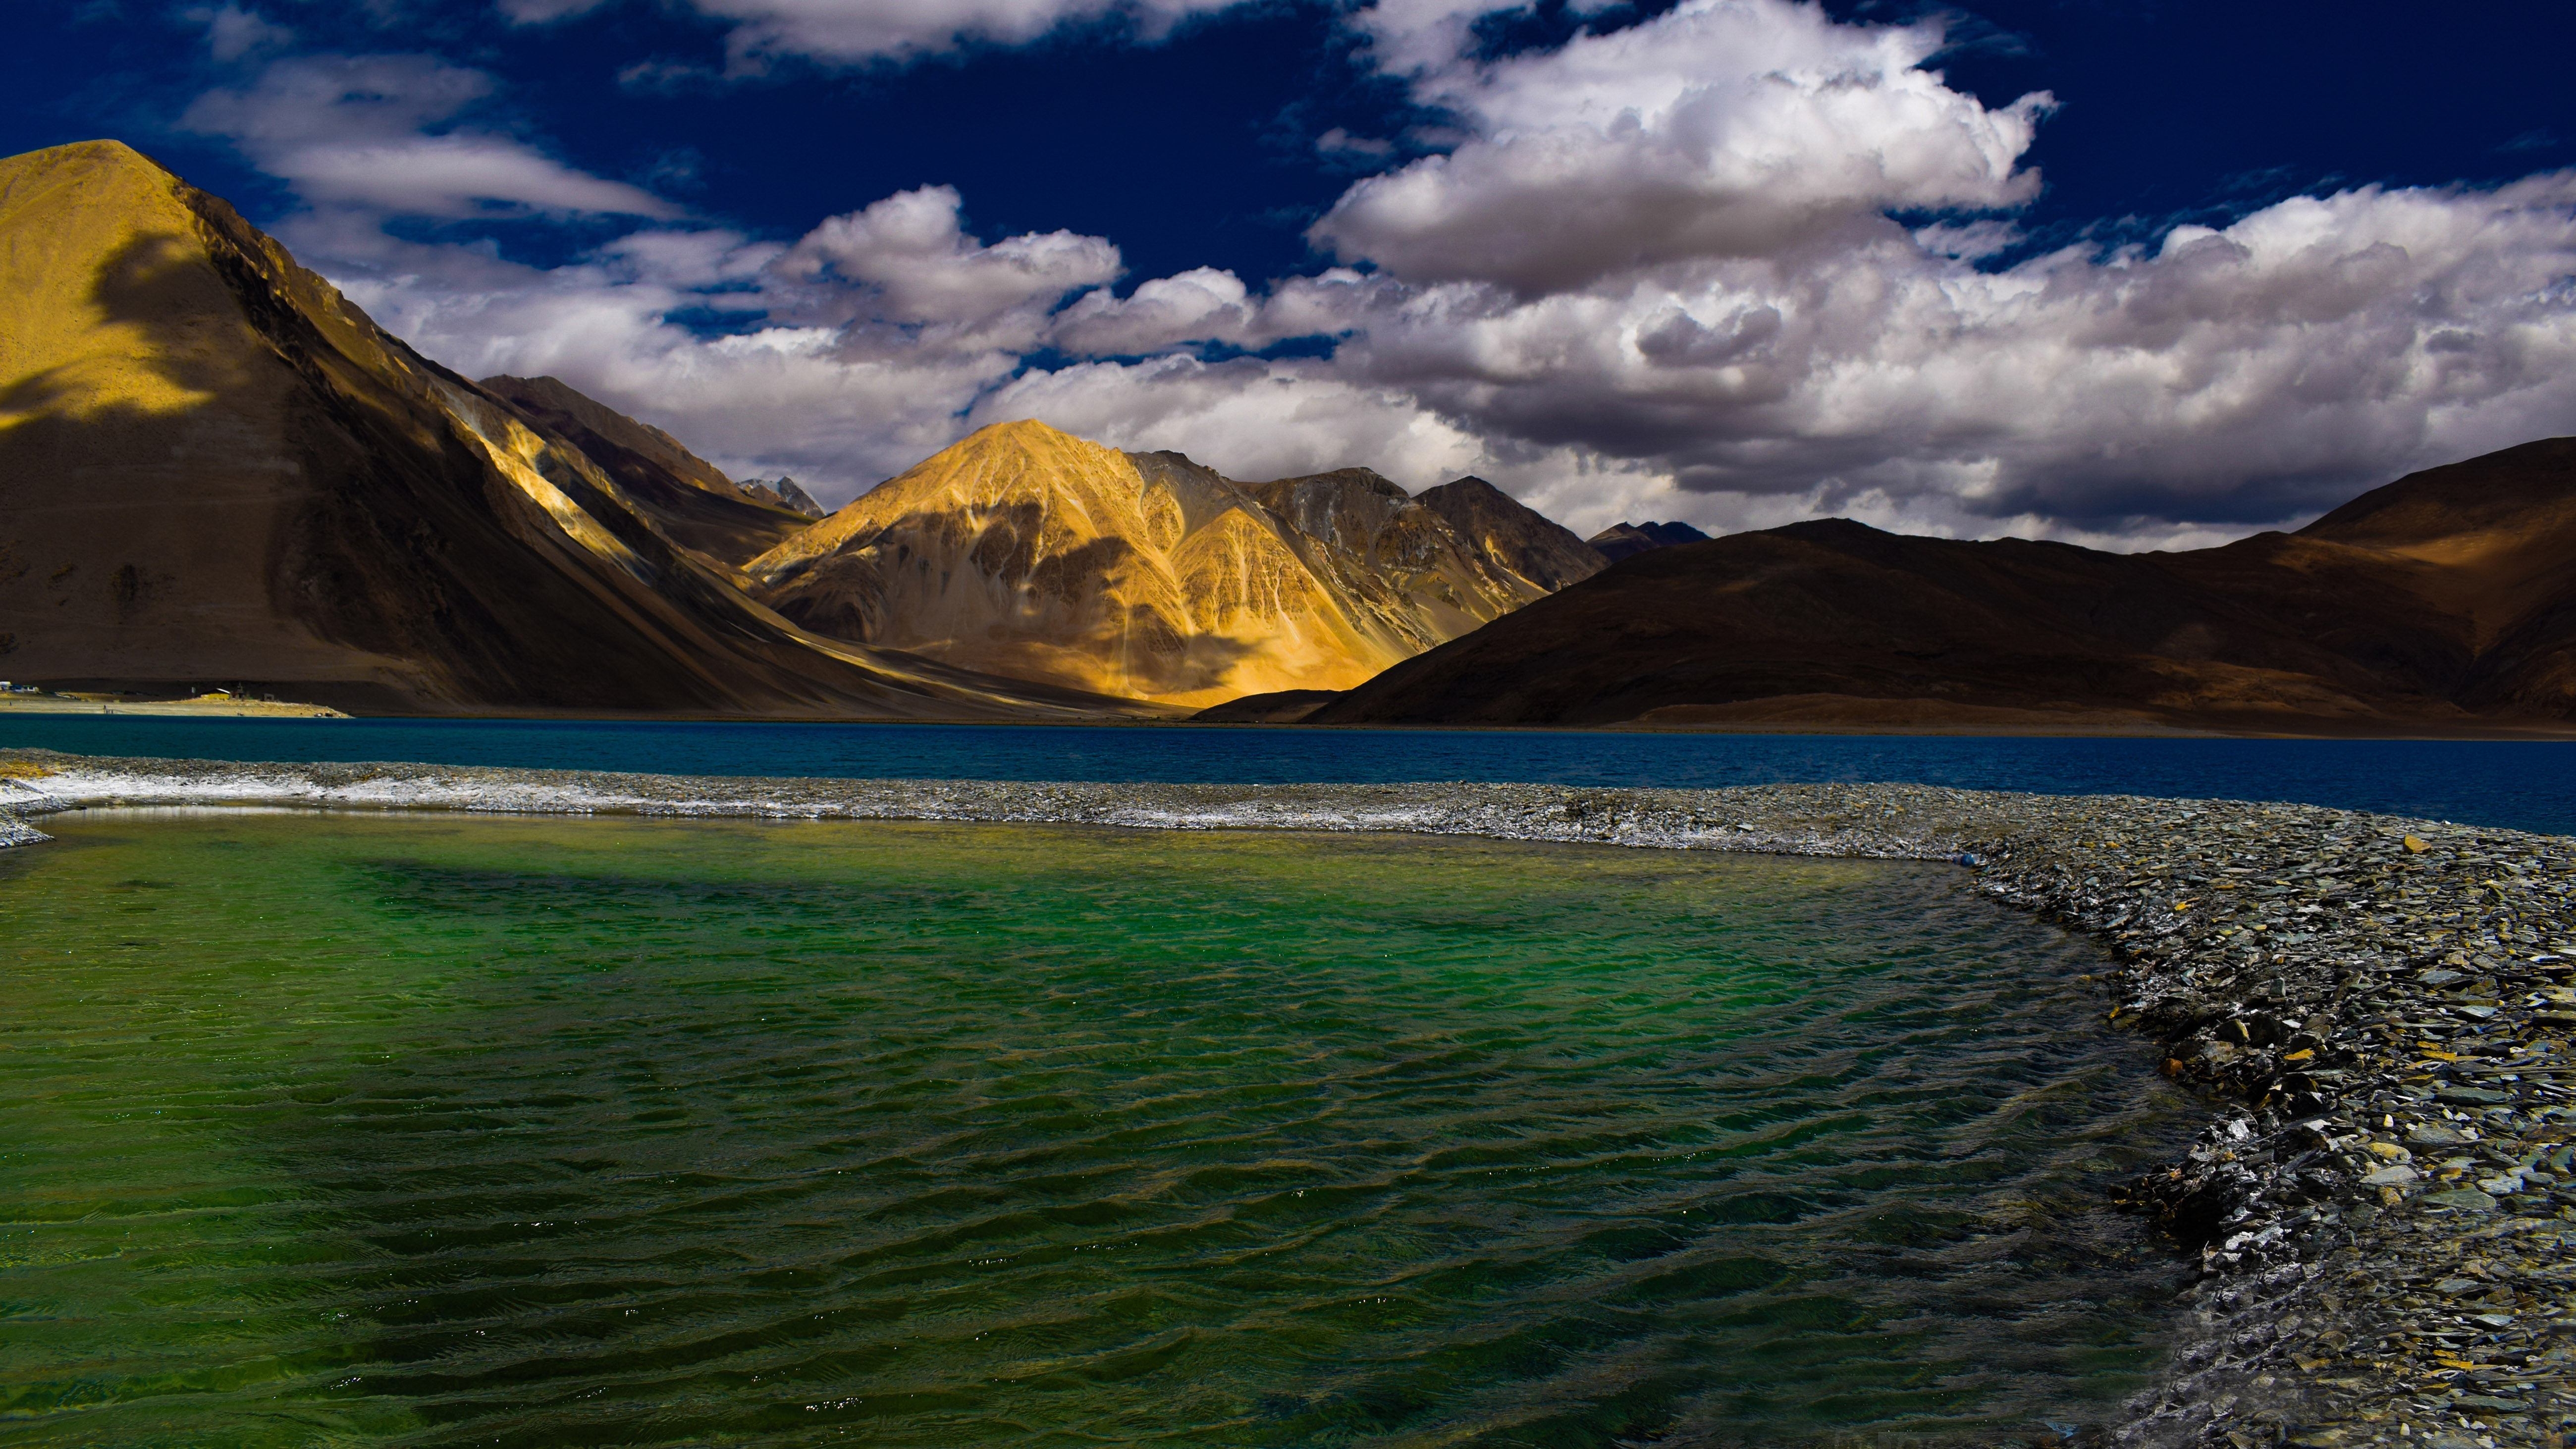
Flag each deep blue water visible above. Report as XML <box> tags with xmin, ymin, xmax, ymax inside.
<box><xmin>6</xmin><ymin>714</ymin><xmax>2571</xmax><ymax>836</ymax></box>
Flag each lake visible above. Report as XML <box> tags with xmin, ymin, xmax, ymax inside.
<box><xmin>0</xmin><ymin>810</ymin><xmax>2194</xmax><ymax>1447</ymax></box>
<box><xmin>3</xmin><ymin>715</ymin><xmax>2572</xmax><ymax>834</ymax></box>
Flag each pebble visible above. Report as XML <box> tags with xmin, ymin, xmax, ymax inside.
<box><xmin>3</xmin><ymin>747</ymin><xmax>2571</xmax><ymax>1449</ymax></box>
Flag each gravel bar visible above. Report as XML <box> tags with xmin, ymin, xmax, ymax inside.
<box><xmin>4</xmin><ymin>747</ymin><xmax>2572</xmax><ymax>1449</ymax></box>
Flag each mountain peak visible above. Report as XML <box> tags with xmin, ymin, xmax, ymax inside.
<box><xmin>746</xmin><ymin>421</ymin><xmax>1603</xmax><ymax>708</ymax></box>
<box><xmin>6</xmin><ymin>138</ymin><xmax>175</xmax><ymax>189</ymax></box>
<box><xmin>1415</xmin><ymin>476</ymin><xmax>1606</xmax><ymax>594</ymax></box>
<box><xmin>0</xmin><ymin>138</ymin><xmax>1140</xmax><ymax>719</ymax></box>
<box><xmin>953</xmin><ymin>417</ymin><xmax>1093</xmax><ymax>455</ymax></box>
<box><xmin>1589</xmin><ymin>520</ymin><xmax>1711</xmax><ymax>563</ymax></box>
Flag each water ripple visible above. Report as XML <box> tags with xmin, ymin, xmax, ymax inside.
<box><xmin>0</xmin><ymin>813</ymin><xmax>2194</xmax><ymax>1447</ymax></box>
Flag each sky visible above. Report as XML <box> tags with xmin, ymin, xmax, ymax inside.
<box><xmin>8</xmin><ymin>0</ymin><xmax>2576</xmax><ymax>547</ymax></box>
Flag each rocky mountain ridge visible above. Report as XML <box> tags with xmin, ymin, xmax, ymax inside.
<box><xmin>0</xmin><ymin>140</ymin><xmax>1145</xmax><ymax>718</ymax></box>
<box><xmin>739</xmin><ymin>477</ymin><xmax>826</xmax><ymax>519</ymax></box>
<box><xmin>1310</xmin><ymin>437</ymin><xmax>2576</xmax><ymax>731</ymax></box>
<box><xmin>746</xmin><ymin>422</ymin><xmax>1604</xmax><ymax>709</ymax></box>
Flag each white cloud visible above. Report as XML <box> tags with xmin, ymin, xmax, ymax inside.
<box><xmin>1320</xmin><ymin>172</ymin><xmax>2576</xmax><ymax>530</ymax></box>
<box><xmin>187</xmin><ymin>4</ymin><xmax>291</xmax><ymax>61</ymax></box>
<box><xmin>1314</xmin><ymin>0</ymin><xmax>2049</xmax><ymax>290</ymax></box>
<box><xmin>296</xmin><ymin>185</ymin><xmax>1138</xmax><ymax>502</ymax></box>
<box><xmin>192</xmin><ymin>0</ymin><xmax>2576</xmax><ymax>548</ymax></box>
<box><xmin>969</xmin><ymin>353</ymin><xmax>1498</xmax><ymax>486</ymax></box>
<box><xmin>496</xmin><ymin>0</ymin><xmax>610</xmax><ymax>19</ymax></box>
<box><xmin>774</xmin><ymin>185</ymin><xmax>1120</xmax><ymax>340</ymax></box>
<box><xmin>300</xmin><ymin>165</ymin><xmax>2576</xmax><ymax>537</ymax></box>
<box><xmin>182</xmin><ymin>55</ymin><xmax>677</xmax><ymax>218</ymax></box>
<box><xmin>1912</xmin><ymin>218</ymin><xmax>2023</xmax><ymax>260</ymax></box>
<box><xmin>1316</xmin><ymin>127</ymin><xmax>1395</xmax><ymax>159</ymax></box>
<box><xmin>1047</xmin><ymin>267</ymin><xmax>1259</xmax><ymax>355</ymax></box>
<box><xmin>539</xmin><ymin>0</ymin><xmax>1260</xmax><ymax>67</ymax></box>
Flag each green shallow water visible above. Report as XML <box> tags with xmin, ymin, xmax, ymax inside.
<box><xmin>0</xmin><ymin>811</ymin><xmax>2194</xmax><ymax>1448</ymax></box>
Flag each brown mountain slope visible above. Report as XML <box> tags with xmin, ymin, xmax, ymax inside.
<box><xmin>1311</xmin><ymin>439</ymin><xmax>2576</xmax><ymax>731</ymax></box>
<box><xmin>1240</xmin><ymin>466</ymin><xmax>1597</xmax><ymax>641</ymax></box>
<box><xmin>1416</xmin><ymin>475</ymin><xmax>1607</xmax><ymax>594</ymax></box>
<box><xmin>2293</xmin><ymin>437</ymin><xmax>2576</xmax><ymax>713</ymax></box>
<box><xmin>478</xmin><ymin>374</ymin><xmax>816</xmax><ymax>569</ymax></box>
<box><xmin>0</xmin><ymin>139</ymin><xmax>1142</xmax><ymax>719</ymax></box>
<box><xmin>747</xmin><ymin>422</ymin><xmax>1596</xmax><ymax>709</ymax></box>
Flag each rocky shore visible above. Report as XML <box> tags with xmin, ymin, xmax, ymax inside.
<box><xmin>2</xmin><ymin>747</ymin><xmax>2570</xmax><ymax>1449</ymax></box>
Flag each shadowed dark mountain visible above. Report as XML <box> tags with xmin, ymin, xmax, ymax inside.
<box><xmin>1311</xmin><ymin>438</ymin><xmax>2576</xmax><ymax>732</ymax></box>
<box><xmin>0</xmin><ymin>139</ymin><xmax>1145</xmax><ymax>719</ymax></box>
<box><xmin>477</xmin><ymin>374</ymin><xmax>817</xmax><ymax>570</ymax></box>
<box><xmin>1417</xmin><ymin>476</ymin><xmax>1607</xmax><ymax>593</ymax></box>
<box><xmin>1190</xmin><ymin>688</ymin><xmax>1344</xmax><ymax>723</ymax></box>
<box><xmin>1589</xmin><ymin>520</ymin><xmax>1710</xmax><ymax>563</ymax></box>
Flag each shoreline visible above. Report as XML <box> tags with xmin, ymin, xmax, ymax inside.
<box><xmin>0</xmin><ymin>695</ymin><xmax>348</xmax><ymax>718</ymax></box>
<box><xmin>7</xmin><ymin>697</ymin><xmax>2576</xmax><ymax>740</ymax></box>
<box><xmin>3</xmin><ymin>748</ymin><xmax>2571</xmax><ymax>1448</ymax></box>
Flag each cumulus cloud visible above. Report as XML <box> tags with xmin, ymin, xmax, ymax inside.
<box><xmin>191</xmin><ymin>0</ymin><xmax>2576</xmax><ymax>547</ymax></box>
<box><xmin>774</xmin><ymin>185</ymin><xmax>1120</xmax><ymax>340</ymax></box>
<box><xmin>968</xmin><ymin>353</ymin><xmax>1504</xmax><ymax>485</ymax></box>
<box><xmin>507</xmin><ymin>0</ymin><xmax>1259</xmax><ymax>66</ymax></box>
<box><xmin>1314</xmin><ymin>0</ymin><xmax>2048</xmax><ymax>290</ymax></box>
<box><xmin>1325</xmin><ymin>172</ymin><xmax>2576</xmax><ymax>531</ymax></box>
<box><xmin>326</xmin><ymin>227</ymin><xmax>1053</xmax><ymax>498</ymax></box>
<box><xmin>1315</xmin><ymin>127</ymin><xmax>1395</xmax><ymax>158</ymax></box>
<box><xmin>182</xmin><ymin>55</ymin><xmax>677</xmax><ymax>218</ymax></box>
<box><xmin>302</xmin><ymin>183</ymin><xmax>1152</xmax><ymax>501</ymax></box>
<box><xmin>187</xmin><ymin>4</ymin><xmax>291</xmax><ymax>62</ymax></box>
<box><xmin>1046</xmin><ymin>268</ymin><xmax>1261</xmax><ymax>355</ymax></box>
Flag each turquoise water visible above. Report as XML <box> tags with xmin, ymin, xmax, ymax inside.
<box><xmin>0</xmin><ymin>811</ymin><xmax>2194</xmax><ymax>1446</ymax></box>
<box><xmin>3</xmin><ymin>714</ymin><xmax>2571</xmax><ymax>833</ymax></box>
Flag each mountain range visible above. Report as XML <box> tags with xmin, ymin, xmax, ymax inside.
<box><xmin>0</xmin><ymin>140</ymin><xmax>1596</xmax><ymax>717</ymax></box>
<box><xmin>745</xmin><ymin>423</ymin><xmax>1600</xmax><ymax>709</ymax></box>
<box><xmin>1305</xmin><ymin>439</ymin><xmax>2576</xmax><ymax>733</ymax></box>
<box><xmin>0</xmin><ymin>140</ymin><xmax>1138</xmax><ymax>717</ymax></box>
<box><xmin>3</xmin><ymin>138</ymin><xmax>2571</xmax><ymax>735</ymax></box>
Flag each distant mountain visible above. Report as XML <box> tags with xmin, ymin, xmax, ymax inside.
<box><xmin>1311</xmin><ymin>438</ymin><xmax>2576</xmax><ymax>731</ymax></box>
<box><xmin>739</xmin><ymin>476</ymin><xmax>826</xmax><ymax>519</ymax></box>
<box><xmin>0</xmin><ymin>140</ymin><xmax>1142</xmax><ymax>719</ymax></box>
<box><xmin>1588</xmin><ymin>520</ymin><xmax>1710</xmax><ymax>562</ymax></box>
<box><xmin>746</xmin><ymin>421</ymin><xmax>1598</xmax><ymax>709</ymax></box>
<box><xmin>479</xmin><ymin>374</ymin><xmax>816</xmax><ymax>568</ymax></box>
<box><xmin>1415</xmin><ymin>476</ymin><xmax>1607</xmax><ymax>593</ymax></box>
<box><xmin>1190</xmin><ymin>688</ymin><xmax>1344</xmax><ymax>723</ymax></box>
<box><xmin>1242</xmin><ymin>465</ymin><xmax>1602</xmax><ymax>640</ymax></box>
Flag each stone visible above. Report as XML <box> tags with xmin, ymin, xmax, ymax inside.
<box><xmin>9</xmin><ymin>750</ymin><xmax>2572</xmax><ymax>1449</ymax></box>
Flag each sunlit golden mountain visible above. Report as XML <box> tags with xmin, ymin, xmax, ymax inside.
<box><xmin>746</xmin><ymin>420</ymin><xmax>1604</xmax><ymax>709</ymax></box>
<box><xmin>0</xmin><ymin>139</ymin><xmax>1142</xmax><ymax>718</ymax></box>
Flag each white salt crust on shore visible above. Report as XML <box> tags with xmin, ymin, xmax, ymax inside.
<box><xmin>4</xmin><ymin>750</ymin><xmax>2572</xmax><ymax>1449</ymax></box>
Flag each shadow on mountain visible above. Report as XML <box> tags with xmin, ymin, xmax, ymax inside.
<box><xmin>1313</xmin><ymin>439</ymin><xmax>2576</xmax><ymax>734</ymax></box>
<box><xmin>0</xmin><ymin>140</ymin><xmax>1147</xmax><ymax>719</ymax></box>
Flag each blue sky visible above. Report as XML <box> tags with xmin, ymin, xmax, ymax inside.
<box><xmin>10</xmin><ymin>0</ymin><xmax>2575</xmax><ymax>544</ymax></box>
